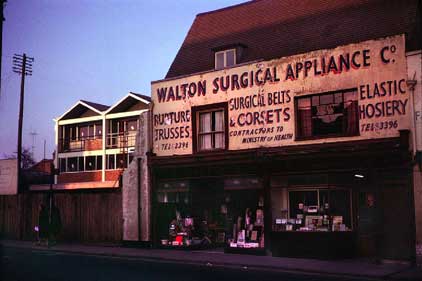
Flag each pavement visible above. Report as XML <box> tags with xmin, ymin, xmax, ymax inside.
<box><xmin>1</xmin><ymin>239</ymin><xmax>422</xmax><ymax>280</ymax></box>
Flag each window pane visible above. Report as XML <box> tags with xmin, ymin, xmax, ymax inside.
<box><xmin>88</xmin><ymin>125</ymin><xmax>95</xmax><ymax>138</ymax></box>
<box><xmin>127</xmin><ymin>120</ymin><xmax>137</xmax><ymax>132</ymax></box>
<box><xmin>226</xmin><ymin>50</ymin><xmax>235</xmax><ymax>67</ymax></box>
<box><xmin>334</xmin><ymin>92</ymin><xmax>343</xmax><ymax>104</ymax></box>
<box><xmin>344</xmin><ymin>100</ymin><xmax>359</xmax><ymax>135</ymax></box>
<box><xmin>329</xmin><ymin>190</ymin><xmax>352</xmax><ymax>230</ymax></box>
<box><xmin>78</xmin><ymin>157</ymin><xmax>84</xmax><ymax>171</ymax></box>
<box><xmin>116</xmin><ymin>154</ymin><xmax>128</xmax><ymax>169</ymax></box>
<box><xmin>289</xmin><ymin>190</ymin><xmax>318</xmax><ymax>219</ymax></box>
<box><xmin>216</xmin><ymin>52</ymin><xmax>224</xmax><ymax>69</ymax></box>
<box><xmin>200</xmin><ymin>134</ymin><xmax>212</xmax><ymax>150</ymax></box>
<box><xmin>214</xmin><ymin>110</ymin><xmax>224</xmax><ymax>131</ymax></box>
<box><xmin>79</xmin><ymin>126</ymin><xmax>89</xmax><ymax>139</ymax></box>
<box><xmin>344</xmin><ymin>90</ymin><xmax>357</xmax><ymax>101</ymax></box>
<box><xmin>298</xmin><ymin>108</ymin><xmax>312</xmax><ymax>137</ymax></box>
<box><xmin>96</xmin><ymin>156</ymin><xmax>102</xmax><ymax>170</ymax></box>
<box><xmin>320</xmin><ymin>94</ymin><xmax>333</xmax><ymax>105</ymax></box>
<box><xmin>86</xmin><ymin>156</ymin><xmax>96</xmax><ymax>171</ymax></box>
<box><xmin>298</xmin><ymin>97</ymin><xmax>311</xmax><ymax>108</ymax></box>
<box><xmin>107</xmin><ymin>155</ymin><xmax>115</xmax><ymax>169</ymax></box>
<box><xmin>311</xmin><ymin>95</ymin><xmax>319</xmax><ymax>106</ymax></box>
<box><xmin>214</xmin><ymin>132</ymin><xmax>224</xmax><ymax>149</ymax></box>
<box><xmin>59</xmin><ymin>158</ymin><xmax>66</xmax><ymax>173</ymax></box>
<box><xmin>95</xmin><ymin>123</ymin><xmax>102</xmax><ymax>137</ymax></box>
<box><xmin>67</xmin><ymin>157</ymin><xmax>77</xmax><ymax>172</ymax></box>
<box><xmin>199</xmin><ymin>112</ymin><xmax>211</xmax><ymax>133</ymax></box>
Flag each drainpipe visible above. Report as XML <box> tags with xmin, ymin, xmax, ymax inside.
<box><xmin>102</xmin><ymin>114</ymin><xmax>106</xmax><ymax>182</ymax></box>
<box><xmin>407</xmin><ymin>77</ymin><xmax>417</xmax><ymax>156</ymax></box>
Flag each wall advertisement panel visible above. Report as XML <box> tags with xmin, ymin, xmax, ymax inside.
<box><xmin>0</xmin><ymin>159</ymin><xmax>18</xmax><ymax>195</ymax></box>
<box><xmin>152</xmin><ymin>35</ymin><xmax>409</xmax><ymax>156</ymax></box>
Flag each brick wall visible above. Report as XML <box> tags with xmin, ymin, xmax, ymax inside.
<box><xmin>105</xmin><ymin>170</ymin><xmax>122</xmax><ymax>182</ymax></box>
<box><xmin>85</xmin><ymin>139</ymin><xmax>102</xmax><ymax>151</ymax></box>
<box><xmin>58</xmin><ymin>171</ymin><xmax>102</xmax><ymax>183</ymax></box>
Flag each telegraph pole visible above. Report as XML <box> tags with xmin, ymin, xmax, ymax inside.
<box><xmin>0</xmin><ymin>1</ymin><xmax>7</xmax><ymax>97</ymax></box>
<box><xmin>13</xmin><ymin>53</ymin><xmax>33</xmax><ymax>190</ymax></box>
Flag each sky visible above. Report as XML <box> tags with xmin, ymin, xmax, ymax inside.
<box><xmin>0</xmin><ymin>0</ymin><xmax>245</xmax><ymax>162</ymax></box>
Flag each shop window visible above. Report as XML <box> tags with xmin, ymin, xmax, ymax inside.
<box><xmin>86</xmin><ymin>156</ymin><xmax>96</xmax><ymax>171</ymax></box>
<box><xmin>67</xmin><ymin>157</ymin><xmax>78</xmax><ymax>172</ymax></box>
<box><xmin>296</xmin><ymin>89</ymin><xmax>358</xmax><ymax>139</ymax></box>
<box><xmin>193</xmin><ymin>103</ymin><xmax>227</xmax><ymax>152</ymax></box>
<box><xmin>275</xmin><ymin>189</ymin><xmax>352</xmax><ymax>232</ymax></box>
<box><xmin>215</xmin><ymin>49</ymin><xmax>236</xmax><ymax>70</ymax></box>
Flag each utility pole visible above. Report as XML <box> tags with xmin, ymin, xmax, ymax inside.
<box><xmin>0</xmin><ymin>1</ymin><xmax>7</xmax><ymax>97</ymax></box>
<box><xmin>13</xmin><ymin>53</ymin><xmax>34</xmax><ymax>191</ymax></box>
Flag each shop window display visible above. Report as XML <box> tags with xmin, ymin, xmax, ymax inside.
<box><xmin>273</xmin><ymin>188</ymin><xmax>352</xmax><ymax>232</ymax></box>
<box><xmin>156</xmin><ymin>178</ymin><xmax>265</xmax><ymax>250</ymax></box>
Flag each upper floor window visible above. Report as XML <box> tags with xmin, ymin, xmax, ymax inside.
<box><xmin>193</xmin><ymin>103</ymin><xmax>227</xmax><ymax>152</ymax></box>
<box><xmin>215</xmin><ymin>49</ymin><xmax>236</xmax><ymax>70</ymax></box>
<box><xmin>296</xmin><ymin>89</ymin><xmax>359</xmax><ymax>139</ymax></box>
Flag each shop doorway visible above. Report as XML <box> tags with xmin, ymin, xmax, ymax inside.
<box><xmin>357</xmin><ymin>190</ymin><xmax>379</xmax><ymax>257</ymax></box>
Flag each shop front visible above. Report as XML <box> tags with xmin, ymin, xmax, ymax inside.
<box><xmin>150</xmin><ymin>136</ymin><xmax>413</xmax><ymax>259</ymax></box>
<box><xmin>150</xmin><ymin>35</ymin><xmax>415</xmax><ymax>260</ymax></box>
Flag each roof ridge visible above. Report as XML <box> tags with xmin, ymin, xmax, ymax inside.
<box><xmin>196</xmin><ymin>0</ymin><xmax>257</xmax><ymax>17</ymax></box>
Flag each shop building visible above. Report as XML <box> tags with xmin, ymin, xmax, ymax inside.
<box><xmin>149</xmin><ymin>0</ymin><xmax>421</xmax><ymax>261</ymax></box>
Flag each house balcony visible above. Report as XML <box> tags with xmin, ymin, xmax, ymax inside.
<box><xmin>106</xmin><ymin>132</ymin><xmax>136</xmax><ymax>149</ymax></box>
<box><xmin>59</xmin><ymin>137</ymin><xmax>103</xmax><ymax>153</ymax></box>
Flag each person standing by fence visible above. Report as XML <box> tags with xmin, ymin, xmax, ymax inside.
<box><xmin>49</xmin><ymin>203</ymin><xmax>62</xmax><ymax>246</ymax></box>
<box><xmin>37</xmin><ymin>203</ymin><xmax>49</xmax><ymax>246</ymax></box>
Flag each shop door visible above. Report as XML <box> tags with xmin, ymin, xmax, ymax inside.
<box><xmin>357</xmin><ymin>191</ymin><xmax>379</xmax><ymax>257</ymax></box>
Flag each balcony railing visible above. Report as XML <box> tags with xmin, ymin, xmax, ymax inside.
<box><xmin>106</xmin><ymin>132</ymin><xmax>136</xmax><ymax>149</ymax></box>
<box><xmin>59</xmin><ymin>136</ymin><xmax>103</xmax><ymax>153</ymax></box>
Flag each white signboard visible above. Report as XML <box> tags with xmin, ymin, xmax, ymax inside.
<box><xmin>152</xmin><ymin>35</ymin><xmax>409</xmax><ymax>156</ymax></box>
<box><xmin>0</xmin><ymin>159</ymin><xmax>18</xmax><ymax>195</ymax></box>
<box><xmin>408</xmin><ymin>51</ymin><xmax>422</xmax><ymax>152</ymax></box>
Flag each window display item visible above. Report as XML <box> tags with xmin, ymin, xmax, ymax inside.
<box><xmin>251</xmin><ymin>230</ymin><xmax>258</xmax><ymax>241</ymax></box>
<box><xmin>256</xmin><ymin>209</ymin><xmax>264</xmax><ymax>226</ymax></box>
<box><xmin>307</xmin><ymin>205</ymin><xmax>318</xmax><ymax>213</ymax></box>
<box><xmin>184</xmin><ymin>217</ymin><xmax>193</xmax><ymax>227</ymax></box>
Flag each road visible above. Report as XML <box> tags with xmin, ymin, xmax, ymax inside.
<box><xmin>1</xmin><ymin>245</ymin><xmax>376</xmax><ymax>281</ymax></box>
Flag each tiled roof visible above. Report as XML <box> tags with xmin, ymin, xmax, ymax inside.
<box><xmin>130</xmin><ymin>92</ymin><xmax>152</xmax><ymax>102</ymax></box>
<box><xmin>166</xmin><ymin>0</ymin><xmax>421</xmax><ymax>78</ymax></box>
<box><xmin>80</xmin><ymin>100</ymin><xmax>110</xmax><ymax>112</ymax></box>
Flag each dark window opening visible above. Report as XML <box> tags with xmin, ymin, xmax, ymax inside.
<box><xmin>296</xmin><ymin>89</ymin><xmax>358</xmax><ymax>139</ymax></box>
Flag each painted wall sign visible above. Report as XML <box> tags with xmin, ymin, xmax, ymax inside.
<box><xmin>0</xmin><ymin>159</ymin><xmax>18</xmax><ymax>195</ymax></box>
<box><xmin>152</xmin><ymin>35</ymin><xmax>409</xmax><ymax>156</ymax></box>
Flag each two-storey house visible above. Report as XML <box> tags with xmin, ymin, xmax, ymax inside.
<box><xmin>55</xmin><ymin>92</ymin><xmax>150</xmax><ymax>189</ymax></box>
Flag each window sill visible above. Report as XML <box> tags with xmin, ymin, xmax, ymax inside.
<box><xmin>295</xmin><ymin>133</ymin><xmax>360</xmax><ymax>142</ymax></box>
<box><xmin>194</xmin><ymin>148</ymin><xmax>227</xmax><ymax>155</ymax></box>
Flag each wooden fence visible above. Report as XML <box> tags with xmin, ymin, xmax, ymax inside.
<box><xmin>0</xmin><ymin>190</ymin><xmax>122</xmax><ymax>242</ymax></box>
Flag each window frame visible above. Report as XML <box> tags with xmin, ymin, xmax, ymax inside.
<box><xmin>287</xmin><ymin>187</ymin><xmax>353</xmax><ymax>231</ymax></box>
<box><xmin>192</xmin><ymin>102</ymin><xmax>228</xmax><ymax>153</ymax></box>
<box><xmin>295</xmin><ymin>88</ymin><xmax>359</xmax><ymax>140</ymax></box>
<box><xmin>215</xmin><ymin>48</ymin><xmax>236</xmax><ymax>70</ymax></box>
